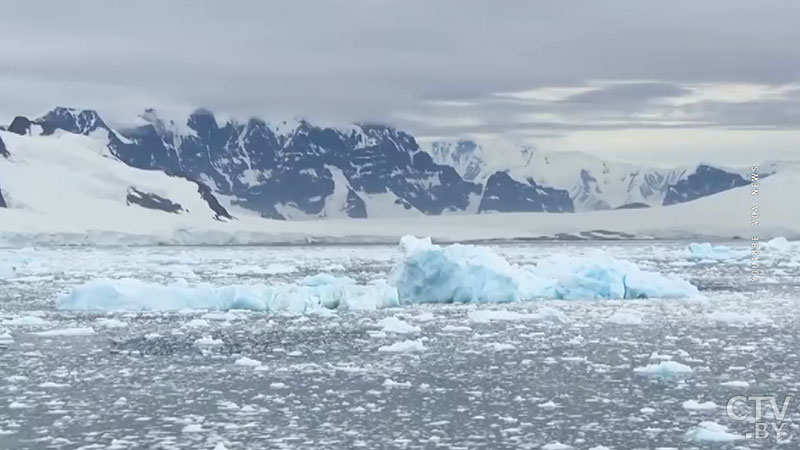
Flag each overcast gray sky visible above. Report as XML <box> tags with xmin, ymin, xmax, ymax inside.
<box><xmin>1</xmin><ymin>0</ymin><xmax>799</xmax><ymax>165</ymax></box>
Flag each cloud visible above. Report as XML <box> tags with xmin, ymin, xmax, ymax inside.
<box><xmin>562</xmin><ymin>83</ymin><xmax>691</xmax><ymax>105</ymax></box>
<box><xmin>0</xmin><ymin>0</ymin><xmax>799</xmax><ymax>163</ymax></box>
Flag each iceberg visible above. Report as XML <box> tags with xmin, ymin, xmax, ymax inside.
<box><xmin>392</xmin><ymin>236</ymin><xmax>698</xmax><ymax>303</ymax></box>
<box><xmin>390</xmin><ymin>236</ymin><xmax>521</xmax><ymax>304</ymax></box>
<box><xmin>56</xmin><ymin>236</ymin><xmax>698</xmax><ymax>312</ymax></box>
<box><xmin>56</xmin><ymin>278</ymin><xmax>399</xmax><ymax>312</ymax></box>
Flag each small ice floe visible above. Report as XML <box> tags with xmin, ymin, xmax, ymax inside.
<box><xmin>633</xmin><ymin>361</ymin><xmax>693</xmax><ymax>376</ymax></box>
<box><xmin>539</xmin><ymin>400</ymin><xmax>560</xmax><ymax>409</ymax></box>
<box><xmin>38</xmin><ymin>382</ymin><xmax>69</xmax><ymax>388</ymax></box>
<box><xmin>378</xmin><ymin>339</ymin><xmax>427</xmax><ymax>353</ymax></box>
<box><xmin>181</xmin><ymin>319</ymin><xmax>210</xmax><ymax>329</ymax></box>
<box><xmin>687</xmin><ymin>243</ymin><xmax>748</xmax><ymax>261</ymax></box>
<box><xmin>234</xmin><ymin>356</ymin><xmax>263</xmax><ymax>367</ymax></box>
<box><xmin>720</xmin><ymin>380</ymin><xmax>749</xmax><ymax>388</ymax></box>
<box><xmin>383</xmin><ymin>378</ymin><xmax>412</xmax><ymax>388</ymax></box>
<box><xmin>3</xmin><ymin>316</ymin><xmax>51</xmax><ymax>326</ymax></box>
<box><xmin>489</xmin><ymin>343</ymin><xmax>516</xmax><ymax>351</ymax></box>
<box><xmin>606</xmin><ymin>311</ymin><xmax>644</xmax><ymax>325</ymax></box>
<box><xmin>0</xmin><ymin>331</ymin><xmax>13</xmax><ymax>344</ymax></box>
<box><xmin>94</xmin><ymin>318</ymin><xmax>128</xmax><ymax>328</ymax></box>
<box><xmin>707</xmin><ymin>311</ymin><xmax>764</xmax><ymax>326</ymax></box>
<box><xmin>34</xmin><ymin>327</ymin><xmax>95</xmax><ymax>337</ymax></box>
<box><xmin>377</xmin><ymin>316</ymin><xmax>421</xmax><ymax>334</ymax></box>
<box><xmin>442</xmin><ymin>325</ymin><xmax>471</xmax><ymax>332</ymax></box>
<box><xmin>763</xmin><ymin>236</ymin><xmax>796</xmax><ymax>251</ymax></box>
<box><xmin>194</xmin><ymin>336</ymin><xmax>224</xmax><ymax>347</ymax></box>
<box><xmin>542</xmin><ymin>442</ymin><xmax>573</xmax><ymax>450</ymax></box>
<box><xmin>685</xmin><ymin>421</ymin><xmax>743</xmax><ymax>442</ymax></box>
<box><xmin>181</xmin><ymin>423</ymin><xmax>204</xmax><ymax>433</ymax></box>
<box><xmin>649</xmin><ymin>352</ymin><xmax>673</xmax><ymax>361</ymax></box>
<box><xmin>9</xmin><ymin>401</ymin><xmax>31</xmax><ymax>409</ymax></box>
<box><xmin>113</xmin><ymin>397</ymin><xmax>128</xmax><ymax>406</ymax></box>
<box><xmin>201</xmin><ymin>311</ymin><xmax>242</xmax><ymax>321</ymax></box>
<box><xmin>270</xmin><ymin>382</ymin><xmax>287</xmax><ymax>389</ymax></box>
<box><xmin>682</xmin><ymin>400</ymin><xmax>718</xmax><ymax>411</ymax></box>
<box><xmin>468</xmin><ymin>308</ymin><xmax>565</xmax><ymax>323</ymax></box>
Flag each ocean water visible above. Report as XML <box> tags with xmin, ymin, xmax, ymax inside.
<box><xmin>0</xmin><ymin>241</ymin><xmax>798</xmax><ymax>449</ymax></box>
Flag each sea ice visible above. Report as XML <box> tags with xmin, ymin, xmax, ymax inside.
<box><xmin>377</xmin><ymin>316</ymin><xmax>421</xmax><ymax>334</ymax></box>
<box><xmin>33</xmin><ymin>327</ymin><xmax>96</xmax><ymax>337</ymax></box>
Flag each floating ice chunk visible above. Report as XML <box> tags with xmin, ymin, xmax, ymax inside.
<box><xmin>685</xmin><ymin>421</ymin><xmax>743</xmax><ymax>442</ymax></box>
<box><xmin>707</xmin><ymin>311</ymin><xmax>764</xmax><ymax>325</ymax></box>
<box><xmin>490</xmin><ymin>343</ymin><xmax>516</xmax><ymax>351</ymax></box>
<box><xmin>683</xmin><ymin>400</ymin><xmax>718</xmax><ymax>411</ymax></box>
<box><xmin>634</xmin><ymin>361</ymin><xmax>693</xmax><ymax>376</ymax></box>
<box><xmin>194</xmin><ymin>336</ymin><xmax>224</xmax><ymax>346</ymax></box>
<box><xmin>606</xmin><ymin>311</ymin><xmax>644</xmax><ymax>325</ymax></box>
<box><xmin>3</xmin><ymin>316</ymin><xmax>51</xmax><ymax>326</ymax></box>
<box><xmin>57</xmin><ymin>278</ymin><xmax>399</xmax><ymax>312</ymax></box>
<box><xmin>763</xmin><ymin>236</ymin><xmax>796</xmax><ymax>251</ymax></box>
<box><xmin>181</xmin><ymin>423</ymin><xmax>203</xmax><ymax>433</ymax></box>
<box><xmin>94</xmin><ymin>318</ymin><xmax>127</xmax><ymax>328</ymax></box>
<box><xmin>378</xmin><ymin>339</ymin><xmax>427</xmax><ymax>353</ymax></box>
<box><xmin>468</xmin><ymin>308</ymin><xmax>565</xmax><ymax>323</ymax></box>
<box><xmin>182</xmin><ymin>319</ymin><xmax>210</xmax><ymax>329</ymax></box>
<box><xmin>0</xmin><ymin>331</ymin><xmax>12</xmax><ymax>344</ymax></box>
<box><xmin>377</xmin><ymin>316</ymin><xmax>421</xmax><ymax>334</ymax></box>
<box><xmin>34</xmin><ymin>327</ymin><xmax>95</xmax><ymax>337</ymax></box>
<box><xmin>542</xmin><ymin>443</ymin><xmax>573</xmax><ymax>450</ymax></box>
<box><xmin>234</xmin><ymin>356</ymin><xmax>262</xmax><ymax>367</ymax></box>
<box><xmin>720</xmin><ymin>380</ymin><xmax>749</xmax><ymax>388</ymax></box>
<box><xmin>687</xmin><ymin>243</ymin><xmax>748</xmax><ymax>261</ymax></box>
<box><xmin>383</xmin><ymin>378</ymin><xmax>412</xmax><ymax>388</ymax></box>
<box><xmin>442</xmin><ymin>325</ymin><xmax>471</xmax><ymax>332</ymax></box>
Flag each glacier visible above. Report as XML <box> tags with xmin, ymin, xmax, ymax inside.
<box><xmin>56</xmin><ymin>236</ymin><xmax>698</xmax><ymax>311</ymax></box>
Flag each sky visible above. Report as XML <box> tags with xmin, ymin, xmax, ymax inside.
<box><xmin>1</xmin><ymin>0</ymin><xmax>799</xmax><ymax>166</ymax></box>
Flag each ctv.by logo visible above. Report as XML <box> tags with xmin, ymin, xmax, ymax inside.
<box><xmin>726</xmin><ymin>395</ymin><xmax>794</xmax><ymax>439</ymax></box>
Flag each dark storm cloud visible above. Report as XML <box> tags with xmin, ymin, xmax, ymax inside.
<box><xmin>0</xmin><ymin>0</ymin><xmax>799</xmax><ymax>140</ymax></box>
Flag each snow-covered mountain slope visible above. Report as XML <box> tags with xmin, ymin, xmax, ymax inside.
<box><xmin>6</xmin><ymin>107</ymin><xmax>578</xmax><ymax>218</ymax></box>
<box><xmin>0</xmin><ymin>129</ymin><xmax>236</xmax><ymax>233</ymax></box>
<box><xmin>0</xmin><ymin>168</ymin><xmax>795</xmax><ymax>245</ymax></box>
<box><xmin>427</xmin><ymin>139</ymin><xmax>758</xmax><ymax>211</ymax></box>
<box><xmin>0</xmin><ymin>106</ymin><xmax>784</xmax><ymax>223</ymax></box>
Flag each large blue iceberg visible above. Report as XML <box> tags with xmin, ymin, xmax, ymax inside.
<box><xmin>393</xmin><ymin>236</ymin><xmax>698</xmax><ymax>303</ymax></box>
<box><xmin>57</xmin><ymin>236</ymin><xmax>699</xmax><ymax>311</ymax></box>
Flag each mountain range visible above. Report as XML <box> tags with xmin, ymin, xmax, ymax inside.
<box><xmin>0</xmin><ymin>107</ymin><xmax>775</xmax><ymax>221</ymax></box>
